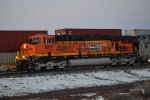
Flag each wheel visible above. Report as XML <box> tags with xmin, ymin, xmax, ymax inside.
<box><xmin>16</xmin><ymin>61</ymin><xmax>22</xmax><ymax>71</ymax></box>
<box><xmin>16</xmin><ymin>60</ymin><xmax>28</xmax><ymax>71</ymax></box>
<box><xmin>40</xmin><ymin>67</ymin><xmax>46</xmax><ymax>71</ymax></box>
<box><xmin>53</xmin><ymin>66</ymin><xmax>58</xmax><ymax>70</ymax></box>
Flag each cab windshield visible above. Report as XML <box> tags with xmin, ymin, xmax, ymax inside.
<box><xmin>28</xmin><ymin>38</ymin><xmax>41</xmax><ymax>44</ymax></box>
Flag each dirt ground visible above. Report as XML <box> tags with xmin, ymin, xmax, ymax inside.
<box><xmin>1</xmin><ymin>80</ymin><xmax>150</xmax><ymax>100</ymax></box>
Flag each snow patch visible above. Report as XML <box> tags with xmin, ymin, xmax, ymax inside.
<box><xmin>96</xmin><ymin>96</ymin><xmax>104</xmax><ymax>100</ymax></box>
<box><xmin>70</xmin><ymin>93</ymin><xmax>96</xmax><ymax>97</ymax></box>
<box><xmin>0</xmin><ymin>68</ymin><xmax>150</xmax><ymax>97</ymax></box>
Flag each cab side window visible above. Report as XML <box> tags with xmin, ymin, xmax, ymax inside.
<box><xmin>44</xmin><ymin>38</ymin><xmax>47</xmax><ymax>43</ymax></box>
<box><xmin>51</xmin><ymin>38</ymin><xmax>54</xmax><ymax>43</ymax></box>
<box><xmin>44</xmin><ymin>38</ymin><xmax>51</xmax><ymax>43</ymax></box>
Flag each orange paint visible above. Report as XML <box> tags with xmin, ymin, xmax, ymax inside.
<box><xmin>17</xmin><ymin>34</ymin><xmax>134</xmax><ymax>60</ymax></box>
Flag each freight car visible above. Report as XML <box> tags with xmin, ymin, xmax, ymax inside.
<box><xmin>15</xmin><ymin>33</ymin><xmax>149</xmax><ymax>71</ymax></box>
<box><xmin>55</xmin><ymin>28</ymin><xmax>122</xmax><ymax>36</ymax></box>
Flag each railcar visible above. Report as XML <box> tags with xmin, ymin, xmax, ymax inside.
<box><xmin>16</xmin><ymin>34</ymin><xmax>138</xmax><ymax>71</ymax></box>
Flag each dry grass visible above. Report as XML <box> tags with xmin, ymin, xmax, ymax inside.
<box><xmin>107</xmin><ymin>81</ymin><xmax>150</xmax><ymax>100</ymax></box>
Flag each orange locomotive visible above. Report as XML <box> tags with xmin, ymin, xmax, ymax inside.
<box><xmin>16</xmin><ymin>34</ymin><xmax>135</xmax><ymax>71</ymax></box>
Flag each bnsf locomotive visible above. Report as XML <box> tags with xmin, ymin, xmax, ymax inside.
<box><xmin>16</xmin><ymin>30</ymin><xmax>150</xmax><ymax>71</ymax></box>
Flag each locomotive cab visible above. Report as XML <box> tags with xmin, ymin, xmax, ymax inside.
<box><xmin>16</xmin><ymin>34</ymin><xmax>56</xmax><ymax>71</ymax></box>
<box><xmin>16</xmin><ymin>34</ymin><xmax>55</xmax><ymax>60</ymax></box>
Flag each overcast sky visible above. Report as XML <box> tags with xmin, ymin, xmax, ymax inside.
<box><xmin>0</xmin><ymin>0</ymin><xmax>150</xmax><ymax>34</ymax></box>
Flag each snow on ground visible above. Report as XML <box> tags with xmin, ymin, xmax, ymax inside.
<box><xmin>0</xmin><ymin>68</ymin><xmax>150</xmax><ymax>97</ymax></box>
<box><xmin>70</xmin><ymin>93</ymin><xmax>97</xmax><ymax>97</ymax></box>
<box><xmin>70</xmin><ymin>93</ymin><xmax>104</xmax><ymax>100</ymax></box>
<box><xmin>96</xmin><ymin>96</ymin><xmax>105</xmax><ymax>100</ymax></box>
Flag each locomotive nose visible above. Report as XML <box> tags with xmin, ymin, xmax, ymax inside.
<box><xmin>22</xmin><ymin>43</ymin><xmax>29</xmax><ymax>49</ymax></box>
<box><xmin>23</xmin><ymin>44</ymin><xmax>27</xmax><ymax>49</ymax></box>
<box><xmin>20</xmin><ymin>43</ymin><xmax>35</xmax><ymax>58</ymax></box>
<box><xmin>21</xmin><ymin>43</ymin><xmax>33</xmax><ymax>51</ymax></box>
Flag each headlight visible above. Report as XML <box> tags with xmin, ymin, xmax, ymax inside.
<box><xmin>22</xmin><ymin>56</ymin><xmax>25</xmax><ymax>58</ymax></box>
<box><xmin>16</xmin><ymin>56</ymin><xmax>18</xmax><ymax>59</ymax></box>
<box><xmin>23</xmin><ymin>44</ymin><xmax>26</xmax><ymax>49</ymax></box>
<box><xmin>148</xmin><ymin>59</ymin><xmax>150</xmax><ymax>62</ymax></box>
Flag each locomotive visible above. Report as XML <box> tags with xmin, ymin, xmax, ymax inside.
<box><xmin>16</xmin><ymin>31</ymin><xmax>150</xmax><ymax>71</ymax></box>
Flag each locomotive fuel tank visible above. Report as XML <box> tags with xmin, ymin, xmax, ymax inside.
<box><xmin>69</xmin><ymin>58</ymin><xmax>111</xmax><ymax>67</ymax></box>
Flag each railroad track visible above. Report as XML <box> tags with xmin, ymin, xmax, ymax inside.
<box><xmin>0</xmin><ymin>64</ymin><xmax>149</xmax><ymax>78</ymax></box>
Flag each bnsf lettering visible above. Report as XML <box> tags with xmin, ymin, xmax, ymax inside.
<box><xmin>57</xmin><ymin>45</ymin><xmax>74</xmax><ymax>50</ymax></box>
<box><xmin>45</xmin><ymin>45</ymin><xmax>53</xmax><ymax>49</ymax></box>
